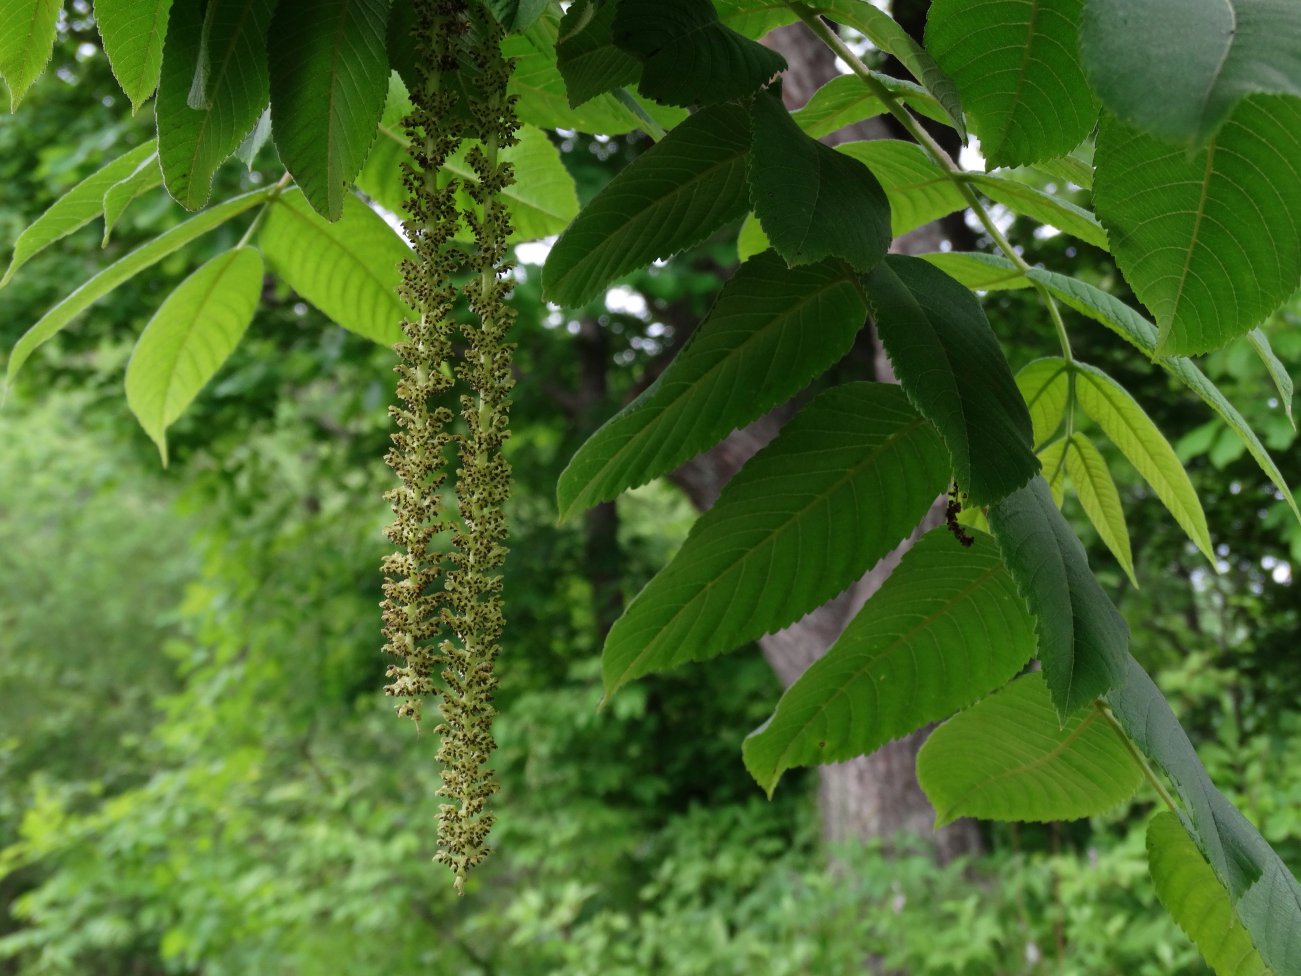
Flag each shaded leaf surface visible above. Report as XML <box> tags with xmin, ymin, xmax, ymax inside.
<box><xmin>556</xmin><ymin>0</ymin><xmax>639</xmax><ymax>107</ymax></box>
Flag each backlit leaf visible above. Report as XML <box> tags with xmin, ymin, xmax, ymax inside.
<box><xmin>96</xmin><ymin>0</ymin><xmax>173</xmax><ymax>110</ymax></box>
<box><xmin>791</xmin><ymin>72</ymin><xmax>951</xmax><ymax>140</ymax></box>
<box><xmin>102</xmin><ymin>149</ymin><xmax>163</xmax><ymax>245</ymax></box>
<box><xmin>1015</xmin><ymin>357</ymin><xmax>1069</xmax><ymax>449</ymax></box>
<box><xmin>1247</xmin><ymin>329</ymin><xmax>1294</xmax><ymax>429</ymax></box>
<box><xmin>968</xmin><ymin>173</ymin><xmax>1108</xmax><ymax>250</ymax></box>
<box><xmin>1063</xmin><ymin>432</ymin><xmax>1137</xmax><ymax>588</ymax></box>
<box><xmin>0</xmin><ymin>0</ymin><xmax>59</xmax><ymax>110</ymax></box>
<box><xmin>837</xmin><ymin>140</ymin><xmax>965</xmax><ymax>238</ymax></box>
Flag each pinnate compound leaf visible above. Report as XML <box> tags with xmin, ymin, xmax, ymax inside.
<box><xmin>269</xmin><ymin>0</ymin><xmax>391</xmax><ymax>221</ymax></box>
<box><xmin>1147</xmin><ymin>812</ymin><xmax>1274</xmax><ymax>976</ymax></box>
<box><xmin>988</xmin><ymin>477</ymin><xmax>1129</xmax><ymax>717</ymax></box>
<box><xmin>96</xmin><ymin>0</ymin><xmax>173</xmax><ymax>110</ymax></box>
<box><xmin>125</xmin><ymin>247</ymin><xmax>263</xmax><ymax>465</ymax></box>
<box><xmin>1</xmin><ymin>141</ymin><xmax>158</xmax><ymax>287</ymax></box>
<box><xmin>1106</xmin><ymin>656</ymin><xmax>1301</xmax><ymax>974</ymax></box>
<box><xmin>543</xmin><ymin>102</ymin><xmax>751</xmax><ymax>307</ymax></box>
<box><xmin>0</xmin><ymin>0</ymin><xmax>59</xmax><ymax>110</ymax></box>
<box><xmin>967</xmin><ymin>173</ymin><xmax>1108</xmax><ymax>250</ymax></box>
<box><xmin>918</xmin><ymin>672</ymin><xmax>1142</xmax><ymax>826</ymax></box>
<box><xmin>1063</xmin><ymin>432</ymin><xmax>1138</xmax><ymax>588</ymax></box>
<box><xmin>749</xmin><ymin>91</ymin><xmax>891</xmax><ymax>271</ymax></box>
<box><xmin>612</xmin><ymin>0</ymin><xmax>786</xmax><ymax>107</ymax></box>
<box><xmin>1094</xmin><ymin>96</ymin><xmax>1301</xmax><ymax>355</ymax></box>
<box><xmin>103</xmin><ymin>150</ymin><xmax>164</xmax><ymax>245</ymax></box>
<box><xmin>1072</xmin><ymin>362</ymin><xmax>1215</xmax><ymax>564</ymax></box>
<box><xmin>556</xmin><ymin>0</ymin><xmax>639</xmax><ymax>107</ymax></box>
<box><xmin>1015</xmin><ymin>357</ymin><xmax>1069</xmax><ymax>449</ymax></box>
<box><xmin>925</xmin><ymin>0</ymin><xmax>1096</xmax><ymax>166</ymax></box>
<box><xmin>864</xmin><ymin>254</ymin><xmax>1037</xmax><ymax>506</ymax></box>
<box><xmin>157</xmin><ymin>0</ymin><xmax>275</xmax><ymax>210</ymax></box>
<box><xmin>1080</xmin><ymin>0</ymin><xmax>1301</xmax><ymax>146</ymax></box>
<box><xmin>1247</xmin><ymin>329</ymin><xmax>1294</xmax><ymax>429</ymax></box>
<box><xmin>744</xmin><ymin>528</ymin><xmax>1035</xmax><ymax>795</ymax></box>
<box><xmin>258</xmin><ymin>188</ymin><xmax>408</xmax><ymax>346</ymax></box>
<box><xmin>836</xmin><ymin>140</ymin><xmax>964</xmax><ymax>237</ymax></box>
<box><xmin>5</xmin><ymin>188</ymin><xmax>270</xmax><ymax>387</ymax></box>
<box><xmin>602</xmin><ymin>382</ymin><xmax>950</xmax><ymax>697</ymax></box>
<box><xmin>558</xmin><ymin>251</ymin><xmax>866</xmax><ymax>520</ymax></box>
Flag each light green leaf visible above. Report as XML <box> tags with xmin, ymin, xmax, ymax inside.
<box><xmin>1063</xmin><ymin>432</ymin><xmax>1138</xmax><ymax>588</ymax></box>
<box><xmin>157</xmin><ymin>0</ymin><xmax>275</xmax><ymax>210</ymax></box>
<box><xmin>749</xmin><ymin>90</ymin><xmax>890</xmax><ymax>271</ymax></box>
<box><xmin>1107</xmin><ymin>656</ymin><xmax>1301</xmax><ymax>974</ymax></box>
<box><xmin>612</xmin><ymin>0</ymin><xmax>786</xmax><ymax>107</ymax></box>
<box><xmin>918</xmin><ymin>672</ymin><xmax>1142</xmax><ymax>826</ymax></box>
<box><xmin>918</xmin><ymin>251</ymin><xmax>1030</xmax><ymax>292</ymax></box>
<box><xmin>5</xmin><ymin>187</ymin><xmax>270</xmax><ymax>387</ymax></box>
<box><xmin>712</xmin><ymin>0</ymin><xmax>795</xmax><ymax>38</ymax></box>
<box><xmin>1080</xmin><ymin>0</ymin><xmax>1301</xmax><ymax>146</ymax></box>
<box><xmin>556</xmin><ymin>0</ymin><xmax>639</xmax><ymax>107</ymax></box>
<box><xmin>102</xmin><ymin>149</ymin><xmax>163</xmax><ymax>245</ymax></box>
<box><xmin>837</xmin><ymin>140</ymin><xmax>965</xmax><ymax>237</ymax></box>
<box><xmin>1247</xmin><ymin>329</ymin><xmax>1294</xmax><ymax>429</ymax></box>
<box><xmin>1032</xmin><ymin>151</ymin><xmax>1094</xmax><ymax>190</ymax></box>
<box><xmin>233</xmin><ymin>107</ymin><xmax>271</xmax><ymax>169</ymax></box>
<box><xmin>925</xmin><ymin>0</ymin><xmax>1096</xmax><ymax>166</ymax></box>
<box><xmin>0</xmin><ymin>0</ymin><xmax>59</xmax><ymax>110</ymax></box>
<box><xmin>744</xmin><ymin>528</ymin><xmax>1035</xmax><ymax>795</ymax></box>
<box><xmin>790</xmin><ymin>72</ymin><xmax>951</xmax><ymax>139</ymax></box>
<box><xmin>1072</xmin><ymin>361</ymin><xmax>1215</xmax><ymax>564</ymax></box>
<box><xmin>258</xmin><ymin>188</ymin><xmax>408</xmax><ymax>346</ymax></box>
<box><xmin>1</xmin><ymin>141</ymin><xmax>158</xmax><ymax>287</ymax></box>
<box><xmin>1094</xmin><ymin>97</ymin><xmax>1301</xmax><ymax>355</ymax></box>
<box><xmin>988</xmin><ymin>477</ymin><xmax>1129</xmax><ymax>717</ymax></box>
<box><xmin>1147</xmin><ymin>812</ymin><xmax>1275</xmax><ymax>976</ymax></box>
<box><xmin>486</xmin><ymin>0</ymin><xmax>549</xmax><ymax>32</ymax></box>
<box><xmin>269</xmin><ymin>0</ymin><xmax>390</xmax><ymax>221</ymax></box>
<box><xmin>602</xmin><ymin>382</ymin><xmax>950</xmax><ymax>698</ymax></box>
<box><xmin>96</xmin><ymin>0</ymin><xmax>173</xmax><ymax>110</ymax></box>
<box><xmin>1039</xmin><ymin>437</ymin><xmax>1068</xmax><ymax>507</ymax></box>
<box><xmin>968</xmin><ymin>173</ymin><xmax>1108</xmax><ymax>250</ymax></box>
<box><xmin>736</xmin><ymin>213</ymin><xmax>768</xmax><ymax>262</ymax></box>
<box><xmin>864</xmin><ymin>254</ymin><xmax>1038</xmax><ymax>506</ymax></box>
<box><xmin>1015</xmin><ymin>357</ymin><xmax>1069</xmax><ymax>449</ymax></box>
<box><xmin>557</xmin><ymin>251</ymin><xmax>866</xmax><ymax>520</ymax></box>
<box><xmin>125</xmin><ymin>247</ymin><xmax>263</xmax><ymax>465</ymax></box>
<box><xmin>543</xmin><ymin>102</ymin><xmax>751</xmax><ymax>307</ymax></box>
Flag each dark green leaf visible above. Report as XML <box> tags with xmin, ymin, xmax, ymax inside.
<box><xmin>157</xmin><ymin>0</ymin><xmax>275</xmax><ymax>210</ymax></box>
<box><xmin>557</xmin><ymin>251</ymin><xmax>867</xmax><ymax>520</ymax></box>
<box><xmin>96</xmin><ymin>0</ymin><xmax>174</xmax><ymax>110</ymax></box>
<box><xmin>602</xmin><ymin>382</ymin><xmax>950</xmax><ymax>697</ymax></box>
<box><xmin>749</xmin><ymin>90</ymin><xmax>890</xmax><ymax>271</ymax></box>
<box><xmin>556</xmin><ymin>0</ymin><xmax>639</xmax><ymax>107</ymax></box>
<box><xmin>612</xmin><ymin>0</ymin><xmax>786</xmax><ymax>107</ymax></box>
<box><xmin>258</xmin><ymin>188</ymin><xmax>408</xmax><ymax>346</ymax></box>
<box><xmin>926</xmin><ymin>0</ymin><xmax>1096</xmax><ymax>166</ymax></box>
<box><xmin>1080</xmin><ymin>0</ymin><xmax>1301</xmax><ymax>146</ymax></box>
<box><xmin>543</xmin><ymin>102</ymin><xmax>751</xmax><ymax>307</ymax></box>
<box><xmin>269</xmin><ymin>0</ymin><xmax>391</xmax><ymax>221</ymax></box>
<box><xmin>0</xmin><ymin>0</ymin><xmax>59</xmax><ymax>110</ymax></box>
<box><xmin>744</xmin><ymin>528</ymin><xmax>1035</xmax><ymax>795</ymax></box>
<box><xmin>987</xmin><ymin>477</ymin><xmax>1129</xmax><ymax>716</ymax></box>
<box><xmin>918</xmin><ymin>672</ymin><xmax>1142</xmax><ymax>825</ymax></box>
<box><xmin>485</xmin><ymin>0</ymin><xmax>548</xmax><ymax>32</ymax></box>
<box><xmin>864</xmin><ymin>254</ymin><xmax>1038</xmax><ymax>506</ymax></box>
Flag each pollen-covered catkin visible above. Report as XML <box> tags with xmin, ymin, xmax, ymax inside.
<box><xmin>380</xmin><ymin>0</ymin><xmax>519</xmax><ymax>894</ymax></box>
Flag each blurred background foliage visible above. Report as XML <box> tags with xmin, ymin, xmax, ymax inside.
<box><xmin>1</xmin><ymin>9</ymin><xmax>1298</xmax><ymax>975</ymax></box>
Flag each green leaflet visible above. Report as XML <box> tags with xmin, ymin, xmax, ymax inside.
<box><xmin>1063</xmin><ymin>432</ymin><xmax>1138</xmax><ymax>588</ymax></box>
<box><xmin>749</xmin><ymin>90</ymin><xmax>890</xmax><ymax>271</ymax></box>
<box><xmin>543</xmin><ymin>102</ymin><xmax>751</xmax><ymax>307</ymax></box>
<box><xmin>612</xmin><ymin>0</ymin><xmax>786</xmax><ymax>107</ymax></box>
<box><xmin>5</xmin><ymin>187</ymin><xmax>271</xmax><ymax>387</ymax></box>
<box><xmin>1</xmin><ymin>141</ymin><xmax>158</xmax><ymax>287</ymax></box>
<box><xmin>790</xmin><ymin>73</ymin><xmax>951</xmax><ymax>140</ymax></box>
<box><xmin>864</xmin><ymin>254</ymin><xmax>1038</xmax><ymax>506</ymax></box>
<box><xmin>1038</xmin><ymin>437</ymin><xmax>1068</xmax><ymax>507</ymax></box>
<box><xmin>125</xmin><ymin>247</ymin><xmax>263</xmax><ymax>465</ymax></box>
<box><xmin>557</xmin><ymin>251</ymin><xmax>867</xmax><ymax>520</ymax></box>
<box><xmin>486</xmin><ymin>0</ymin><xmax>549</xmax><ymax>32</ymax></box>
<box><xmin>925</xmin><ymin>0</ymin><xmax>1096</xmax><ymax>166</ymax></box>
<box><xmin>96</xmin><ymin>0</ymin><xmax>174</xmax><ymax>110</ymax></box>
<box><xmin>1248</xmin><ymin>329</ymin><xmax>1294</xmax><ymax>429</ymax></box>
<box><xmin>268</xmin><ymin>0</ymin><xmax>390</xmax><ymax>221</ymax></box>
<box><xmin>556</xmin><ymin>0</ymin><xmax>639</xmax><ymax>107</ymax></box>
<box><xmin>920</xmin><ymin>253</ymin><xmax>1301</xmax><ymax>527</ymax></box>
<box><xmin>157</xmin><ymin>0</ymin><xmax>275</xmax><ymax>211</ymax></box>
<box><xmin>917</xmin><ymin>672</ymin><xmax>1142</xmax><ymax>826</ymax></box>
<box><xmin>103</xmin><ymin>149</ymin><xmax>164</xmax><ymax>245</ymax></box>
<box><xmin>1080</xmin><ymin>0</ymin><xmax>1301</xmax><ymax>146</ymax></box>
<box><xmin>1107</xmin><ymin>657</ymin><xmax>1301</xmax><ymax>974</ymax></box>
<box><xmin>1072</xmin><ymin>361</ymin><xmax>1215</xmax><ymax>564</ymax></box>
<box><xmin>743</xmin><ymin>528</ymin><xmax>1035</xmax><ymax>796</ymax></box>
<box><xmin>1033</xmin><ymin>151</ymin><xmax>1094</xmax><ymax>190</ymax></box>
<box><xmin>258</xmin><ymin>188</ymin><xmax>408</xmax><ymax>346</ymax></box>
<box><xmin>0</xmin><ymin>0</ymin><xmax>59</xmax><ymax>110</ymax></box>
<box><xmin>1015</xmin><ymin>357</ymin><xmax>1069</xmax><ymax>449</ymax></box>
<box><xmin>1094</xmin><ymin>97</ymin><xmax>1301</xmax><ymax>355</ymax></box>
<box><xmin>967</xmin><ymin>173</ymin><xmax>1108</xmax><ymax>250</ymax></box>
<box><xmin>1147</xmin><ymin>813</ymin><xmax>1275</xmax><ymax>976</ymax></box>
<box><xmin>836</xmin><ymin>141</ymin><xmax>964</xmax><ymax>237</ymax></box>
<box><xmin>987</xmin><ymin>477</ymin><xmax>1129</xmax><ymax>717</ymax></box>
<box><xmin>601</xmin><ymin>382</ymin><xmax>950</xmax><ymax>698</ymax></box>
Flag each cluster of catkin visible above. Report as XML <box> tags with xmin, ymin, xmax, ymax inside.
<box><xmin>380</xmin><ymin>0</ymin><xmax>519</xmax><ymax>894</ymax></box>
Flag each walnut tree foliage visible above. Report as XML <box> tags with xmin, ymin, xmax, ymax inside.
<box><xmin>1</xmin><ymin>0</ymin><xmax>1299</xmax><ymax>969</ymax></box>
